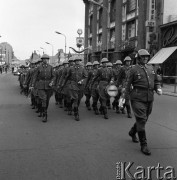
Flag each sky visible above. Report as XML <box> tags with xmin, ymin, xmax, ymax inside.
<box><xmin>0</xmin><ymin>0</ymin><xmax>85</xmax><ymax>60</ymax></box>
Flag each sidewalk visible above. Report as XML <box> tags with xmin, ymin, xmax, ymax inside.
<box><xmin>162</xmin><ymin>83</ymin><xmax>177</xmax><ymax>97</ymax></box>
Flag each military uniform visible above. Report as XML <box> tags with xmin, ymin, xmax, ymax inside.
<box><xmin>92</xmin><ymin>58</ymin><xmax>113</xmax><ymax>119</ymax></box>
<box><xmin>32</xmin><ymin>54</ymin><xmax>56</xmax><ymax>122</ymax></box>
<box><xmin>125</xmin><ymin>49</ymin><xmax>162</xmax><ymax>155</ymax></box>
<box><xmin>62</xmin><ymin>58</ymin><xmax>87</xmax><ymax>121</ymax></box>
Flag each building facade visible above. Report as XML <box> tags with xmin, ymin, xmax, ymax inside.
<box><xmin>0</xmin><ymin>42</ymin><xmax>14</xmax><ymax>65</ymax></box>
<box><xmin>83</xmin><ymin>0</ymin><xmax>162</xmax><ymax>63</ymax></box>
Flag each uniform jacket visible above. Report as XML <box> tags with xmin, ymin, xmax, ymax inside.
<box><xmin>32</xmin><ymin>64</ymin><xmax>56</xmax><ymax>90</ymax></box>
<box><xmin>125</xmin><ymin>64</ymin><xmax>161</xmax><ymax>102</ymax></box>
<box><xmin>62</xmin><ymin>64</ymin><xmax>87</xmax><ymax>91</ymax></box>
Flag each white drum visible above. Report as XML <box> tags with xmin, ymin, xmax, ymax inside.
<box><xmin>106</xmin><ymin>85</ymin><xmax>118</xmax><ymax>97</ymax></box>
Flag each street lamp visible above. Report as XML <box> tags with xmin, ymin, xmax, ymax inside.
<box><xmin>88</xmin><ymin>0</ymin><xmax>109</xmax><ymax>59</ymax></box>
<box><xmin>55</xmin><ymin>31</ymin><xmax>67</xmax><ymax>60</ymax></box>
<box><xmin>40</xmin><ymin>47</ymin><xmax>45</xmax><ymax>54</ymax></box>
<box><xmin>45</xmin><ymin>42</ymin><xmax>54</xmax><ymax>58</ymax></box>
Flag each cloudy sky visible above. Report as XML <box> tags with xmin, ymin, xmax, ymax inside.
<box><xmin>0</xmin><ymin>0</ymin><xmax>85</xmax><ymax>60</ymax></box>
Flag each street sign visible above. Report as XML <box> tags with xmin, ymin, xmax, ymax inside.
<box><xmin>76</xmin><ymin>37</ymin><xmax>84</xmax><ymax>46</ymax></box>
<box><xmin>145</xmin><ymin>20</ymin><xmax>156</xmax><ymax>27</ymax></box>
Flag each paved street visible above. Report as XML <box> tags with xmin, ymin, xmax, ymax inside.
<box><xmin>0</xmin><ymin>73</ymin><xmax>177</xmax><ymax>180</ymax></box>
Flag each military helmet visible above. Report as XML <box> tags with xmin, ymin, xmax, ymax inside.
<box><xmin>58</xmin><ymin>62</ymin><xmax>63</xmax><ymax>66</ymax></box>
<box><xmin>41</xmin><ymin>54</ymin><xmax>50</xmax><ymax>59</ymax></box>
<box><xmin>101</xmin><ymin>58</ymin><xmax>109</xmax><ymax>63</ymax></box>
<box><xmin>62</xmin><ymin>60</ymin><xmax>69</xmax><ymax>64</ymax></box>
<box><xmin>137</xmin><ymin>49</ymin><xmax>150</xmax><ymax>57</ymax></box>
<box><xmin>86</xmin><ymin>62</ymin><xmax>92</xmax><ymax>66</ymax></box>
<box><xmin>115</xmin><ymin>60</ymin><xmax>122</xmax><ymax>65</ymax></box>
<box><xmin>92</xmin><ymin>61</ymin><xmax>100</xmax><ymax>66</ymax></box>
<box><xmin>68</xmin><ymin>56</ymin><xmax>74</xmax><ymax>62</ymax></box>
<box><xmin>107</xmin><ymin>62</ymin><xmax>113</xmax><ymax>67</ymax></box>
<box><xmin>124</xmin><ymin>56</ymin><xmax>132</xmax><ymax>61</ymax></box>
<box><xmin>74</xmin><ymin>55</ymin><xmax>82</xmax><ymax>61</ymax></box>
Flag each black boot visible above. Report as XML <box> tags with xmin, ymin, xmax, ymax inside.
<box><xmin>129</xmin><ymin>123</ymin><xmax>139</xmax><ymax>143</ymax></box>
<box><xmin>93</xmin><ymin>107</ymin><xmax>99</xmax><ymax>115</ymax></box>
<box><xmin>99</xmin><ymin>106</ymin><xmax>103</xmax><ymax>115</ymax></box>
<box><xmin>67</xmin><ymin>103</ymin><xmax>72</xmax><ymax>115</ymax></box>
<box><xmin>42</xmin><ymin>108</ymin><xmax>47</xmax><ymax>123</ymax></box>
<box><xmin>74</xmin><ymin>107</ymin><xmax>80</xmax><ymax>121</ymax></box>
<box><xmin>126</xmin><ymin>105</ymin><xmax>132</xmax><ymax>118</ymax></box>
<box><xmin>138</xmin><ymin>131</ymin><xmax>151</xmax><ymax>155</ymax></box>
<box><xmin>112</xmin><ymin>100</ymin><xmax>116</xmax><ymax>110</ymax></box>
<box><xmin>115</xmin><ymin>102</ymin><xmax>121</xmax><ymax>114</ymax></box>
<box><xmin>103</xmin><ymin>107</ymin><xmax>108</xmax><ymax>119</ymax></box>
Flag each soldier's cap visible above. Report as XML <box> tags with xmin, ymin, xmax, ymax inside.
<box><xmin>101</xmin><ymin>58</ymin><xmax>109</xmax><ymax>63</ymax></box>
<box><xmin>138</xmin><ymin>49</ymin><xmax>150</xmax><ymax>56</ymax></box>
<box><xmin>124</xmin><ymin>56</ymin><xmax>132</xmax><ymax>61</ymax></box>
<box><xmin>58</xmin><ymin>62</ymin><xmax>63</xmax><ymax>66</ymax></box>
<box><xmin>86</xmin><ymin>62</ymin><xmax>92</xmax><ymax>66</ymax></box>
<box><xmin>41</xmin><ymin>54</ymin><xmax>50</xmax><ymax>59</ymax></box>
<box><xmin>92</xmin><ymin>61</ymin><xmax>100</xmax><ymax>66</ymax></box>
<box><xmin>107</xmin><ymin>62</ymin><xmax>113</xmax><ymax>67</ymax></box>
<box><xmin>68</xmin><ymin>56</ymin><xmax>74</xmax><ymax>62</ymax></box>
<box><xmin>73</xmin><ymin>55</ymin><xmax>82</xmax><ymax>61</ymax></box>
<box><xmin>115</xmin><ymin>60</ymin><xmax>122</xmax><ymax>65</ymax></box>
<box><xmin>63</xmin><ymin>60</ymin><xmax>69</xmax><ymax>64</ymax></box>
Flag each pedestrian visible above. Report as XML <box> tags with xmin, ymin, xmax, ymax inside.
<box><xmin>31</xmin><ymin>54</ymin><xmax>56</xmax><ymax>122</ymax></box>
<box><xmin>125</xmin><ymin>49</ymin><xmax>162</xmax><ymax>155</ymax></box>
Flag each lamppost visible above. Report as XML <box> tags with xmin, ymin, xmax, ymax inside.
<box><xmin>45</xmin><ymin>42</ymin><xmax>54</xmax><ymax>57</ymax></box>
<box><xmin>40</xmin><ymin>47</ymin><xmax>45</xmax><ymax>54</ymax></box>
<box><xmin>88</xmin><ymin>0</ymin><xmax>109</xmax><ymax>59</ymax></box>
<box><xmin>55</xmin><ymin>31</ymin><xmax>67</xmax><ymax>60</ymax></box>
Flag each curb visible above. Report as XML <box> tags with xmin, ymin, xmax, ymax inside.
<box><xmin>162</xmin><ymin>92</ymin><xmax>177</xmax><ymax>97</ymax></box>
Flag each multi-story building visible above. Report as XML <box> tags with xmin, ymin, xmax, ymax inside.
<box><xmin>82</xmin><ymin>0</ymin><xmax>161</xmax><ymax>63</ymax></box>
<box><xmin>0</xmin><ymin>42</ymin><xmax>14</xmax><ymax>65</ymax></box>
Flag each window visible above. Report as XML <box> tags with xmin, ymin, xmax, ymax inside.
<box><xmin>98</xmin><ymin>8</ymin><xmax>103</xmax><ymax>29</ymax></box>
<box><xmin>127</xmin><ymin>20</ymin><xmax>136</xmax><ymax>38</ymax></box>
<box><xmin>122</xmin><ymin>5</ymin><xmax>126</xmax><ymax>21</ymax></box>
<box><xmin>90</xmin><ymin>15</ymin><xmax>93</xmax><ymax>31</ymax></box>
<box><xmin>110</xmin><ymin>28</ymin><xmax>115</xmax><ymax>42</ymax></box>
<box><xmin>110</xmin><ymin>0</ymin><xmax>116</xmax><ymax>23</ymax></box>
<box><xmin>127</xmin><ymin>0</ymin><xmax>136</xmax><ymax>12</ymax></box>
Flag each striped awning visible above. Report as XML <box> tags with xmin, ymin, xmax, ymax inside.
<box><xmin>148</xmin><ymin>47</ymin><xmax>177</xmax><ymax>64</ymax></box>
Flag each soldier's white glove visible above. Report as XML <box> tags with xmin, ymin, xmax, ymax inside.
<box><xmin>49</xmin><ymin>82</ymin><xmax>53</xmax><ymax>87</ymax></box>
<box><xmin>157</xmin><ymin>88</ymin><xmax>162</xmax><ymax>95</ymax></box>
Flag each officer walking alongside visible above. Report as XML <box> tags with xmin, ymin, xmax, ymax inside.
<box><xmin>31</xmin><ymin>54</ymin><xmax>56</xmax><ymax>122</ymax></box>
<box><xmin>125</xmin><ymin>49</ymin><xmax>162</xmax><ymax>155</ymax></box>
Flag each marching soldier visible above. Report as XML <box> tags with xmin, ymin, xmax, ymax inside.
<box><xmin>84</xmin><ymin>62</ymin><xmax>93</xmax><ymax>110</ymax></box>
<box><xmin>91</xmin><ymin>58</ymin><xmax>113</xmax><ymax>119</ymax></box>
<box><xmin>61</xmin><ymin>55</ymin><xmax>87</xmax><ymax>121</ymax></box>
<box><xmin>55</xmin><ymin>62</ymin><xmax>64</xmax><ymax>108</ymax></box>
<box><xmin>58</xmin><ymin>60</ymin><xmax>71</xmax><ymax>113</ymax></box>
<box><xmin>125</xmin><ymin>49</ymin><xmax>162</xmax><ymax>155</ymax></box>
<box><xmin>86</xmin><ymin>61</ymin><xmax>100</xmax><ymax>115</ymax></box>
<box><xmin>116</xmin><ymin>56</ymin><xmax>132</xmax><ymax>118</ymax></box>
<box><xmin>112</xmin><ymin>60</ymin><xmax>123</xmax><ymax>113</ymax></box>
<box><xmin>31</xmin><ymin>54</ymin><xmax>56</xmax><ymax>122</ymax></box>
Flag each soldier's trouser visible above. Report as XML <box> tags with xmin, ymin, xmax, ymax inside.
<box><xmin>124</xmin><ymin>99</ymin><xmax>131</xmax><ymax>114</ymax></box>
<box><xmin>38</xmin><ymin>89</ymin><xmax>53</xmax><ymax>109</ymax></box>
<box><xmin>85</xmin><ymin>94</ymin><xmax>91</xmax><ymax>107</ymax></box>
<box><xmin>131</xmin><ymin>100</ymin><xmax>153</xmax><ymax>132</ymax></box>
<box><xmin>91</xmin><ymin>88</ymin><xmax>99</xmax><ymax>109</ymax></box>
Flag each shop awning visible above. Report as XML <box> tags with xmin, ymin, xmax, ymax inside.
<box><xmin>148</xmin><ymin>47</ymin><xmax>177</xmax><ymax>64</ymax></box>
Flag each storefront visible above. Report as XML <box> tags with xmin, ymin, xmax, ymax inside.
<box><xmin>148</xmin><ymin>21</ymin><xmax>177</xmax><ymax>83</ymax></box>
